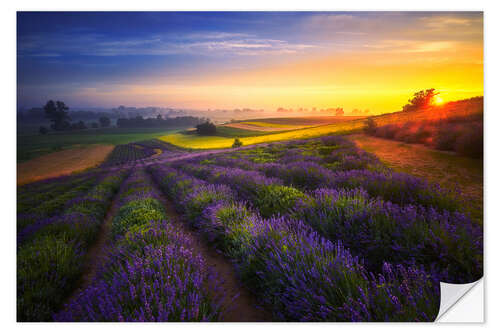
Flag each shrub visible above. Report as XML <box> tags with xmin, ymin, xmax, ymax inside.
<box><xmin>112</xmin><ymin>198</ymin><xmax>166</xmax><ymax>238</ymax></box>
<box><xmin>433</xmin><ymin>124</ymin><xmax>460</xmax><ymax>150</ymax></box>
<box><xmin>364</xmin><ymin>118</ymin><xmax>377</xmax><ymax>135</ymax></box>
<box><xmin>292</xmin><ymin>188</ymin><xmax>482</xmax><ymax>282</ymax></box>
<box><xmin>196</xmin><ymin>121</ymin><xmax>217</xmax><ymax>135</ymax></box>
<box><xmin>17</xmin><ymin>235</ymin><xmax>84</xmax><ymax>321</ymax></box>
<box><xmin>232</xmin><ymin>138</ymin><xmax>243</xmax><ymax>148</ymax></box>
<box><xmin>255</xmin><ymin>184</ymin><xmax>309</xmax><ymax>218</ymax></box>
<box><xmin>56</xmin><ymin>221</ymin><xmax>221</xmax><ymax>321</ymax></box>
<box><xmin>454</xmin><ymin>123</ymin><xmax>483</xmax><ymax>158</ymax></box>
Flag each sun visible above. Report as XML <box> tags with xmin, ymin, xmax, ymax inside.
<box><xmin>434</xmin><ymin>95</ymin><xmax>444</xmax><ymax>105</ymax></box>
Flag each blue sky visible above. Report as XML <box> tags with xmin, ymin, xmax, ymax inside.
<box><xmin>17</xmin><ymin>12</ymin><xmax>483</xmax><ymax>111</ymax></box>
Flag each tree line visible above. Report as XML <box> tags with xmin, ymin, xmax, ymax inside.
<box><xmin>37</xmin><ymin>100</ymin><xmax>207</xmax><ymax>134</ymax></box>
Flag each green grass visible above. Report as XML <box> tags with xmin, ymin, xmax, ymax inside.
<box><xmin>160</xmin><ymin>99</ymin><xmax>483</xmax><ymax>150</ymax></box>
<box><xmin>240</xmin><ymin>121</ymin><xmax>306</xmax><ymax>128</ymax></box>
<box><xmin>160</xmin><ymin>119</ymin><xmax>365</xmax><ymax>149</ymax></box>
<box><xmin>17</xmin><ymin>127</ymin><xmax>181</xmax><ymax>162</ymax></box>
<box><xmin>215</xmin><ymin>125</ymin><xmax>292</xmax><ymax>137</ymax></box>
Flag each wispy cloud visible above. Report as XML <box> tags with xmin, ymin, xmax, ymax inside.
<box><xmin>18</xmin><ymin>32</ymin><xmax>317</xmax><ymax>57</ymax></box>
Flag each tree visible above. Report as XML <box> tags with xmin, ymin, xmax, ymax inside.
<box><xmin>44</xmin><ymin>100</ymin><xmax>71</xmax><ymax>130</ymax></box>
<box><xmin>91</xmin><ymin>122</ymin><xmax>99</xmax><ymax>129</ymax></box>
<box><xmin>196</xmin><ymin>121</ymin><xmax>217</xmax><ymax>135</ymax></box>
<box><xmin>364</xmin><ymin>117</ymin><xmax>377</xmax><ymax>135</ymax></box>
<box><xmin>335</xmin><ymin>107</ymin><xmax>344</xmax><ymax>116</ymax></box>
<box><xmin>232</xmin><ymin>138</ymin><xmax>243</xmax><ymax>148</ymax></box>
<box><xmin>402</xmin><ymin>89</ymin><xmax>439</xmax><ymax>112</ymax></box>
<box><xmin>39</xmin><ymin>126</ymin><xmax>48</xmax><ymax>135</ymax></box>
<box><xmin>156</xmin><ymin>114</ymin><xmax>163</xmax><ymax>120</ymax></box>
<box><xmin>99</xmin><ymin>116</ymin><xmax>111</xmax><ymax>127</ymax></box>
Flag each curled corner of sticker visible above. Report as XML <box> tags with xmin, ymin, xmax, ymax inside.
<box><xmin>436</xmin><ymin>278</ymin><xmax>484</xmax><ymax>322</ymax></box>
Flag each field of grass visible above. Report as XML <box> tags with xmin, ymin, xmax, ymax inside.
<box><xmin>351</xmin><ymin>133</ymin><xmax>483</xmax><ymax>221</ymax></box>
<box><xmin>160</xmin><ymin>99</ymin><xmax>483</xmax><ymax>150</ymax></box>
<box><xmin>17</xmin><ymin>144</ymin><xmax>114</xmax><ymax>185</ymax></box>
<box><xmin>241</xmin><ymin>121</ymin><xmax>301</xmax><ymax>128</ymax></box>
<box><xmin>17</xmin><ymin>127</ymin><xmax>180</xmax><ymax>162</ymax></box>
<box><xmin>17</xmin><ymin>133</ymin><xmax>482</xmax><ymax>322</ymax></box>
<box><xmin>161</xmin><ymin>118</ymin><xmax>365</xmax><ymax>149</ymax></box>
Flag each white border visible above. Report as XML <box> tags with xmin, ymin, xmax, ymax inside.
<box><xmin>3</xmin><ymin>0</ymin><xmax>498</xmax><ymax>331</ymax></box>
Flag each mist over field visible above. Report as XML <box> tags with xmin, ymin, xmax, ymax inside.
<box><xmin>16</xmin><ymin>11</ymin><xmax>483</xmax><ymax>323</ymax></box>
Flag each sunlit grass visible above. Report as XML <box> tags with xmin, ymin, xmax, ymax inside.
<box><xmin>160</xmin><ymin>99</ymin><xmax>482</xmax><ymax>150</ymax></box>
<box><xmin>160</xmin><ymin>120</ymin><xmax>364</xmax><ymax>149</ymax></box>
<box><xmin>241</xmin><ymin>121</ymin><xmax>308</xmax><ymax>128</ymax></box>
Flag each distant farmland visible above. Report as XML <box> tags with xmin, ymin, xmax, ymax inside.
<box><xmin>160</xmin><ymin>98</ymin><xmax>482</xmax><ymax>149</ymax></box>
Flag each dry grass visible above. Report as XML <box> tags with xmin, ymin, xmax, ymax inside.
<box><xmin>350</xmin><ymin>134</ymin><xmax>483</xmax><ymax>220</ymax></box>
<box><xmin>17</xmin><ymin>144</ymin><xmax>114</xmax><ymax>185</ymax></box>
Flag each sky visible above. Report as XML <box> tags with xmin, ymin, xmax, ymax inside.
<box><xmin>17</xmin><ymin>11</ymin><xmax>483</xmax><ymax>114</ymax></box>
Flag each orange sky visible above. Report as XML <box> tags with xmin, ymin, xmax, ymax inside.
<box><xmin>22</xmin><ymin>12</ymin><xmax>483</xmax><ymax>114</ymax></box>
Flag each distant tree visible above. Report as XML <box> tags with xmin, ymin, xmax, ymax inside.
<box><xmin>44</xmin><ymin>100</ymin><xmax>71</xmax><ymax>130</ymax></box>
<box><xmin>335</xmin><ymin>107</ymin><xmax>344</xmax><ymax>116</ymax></box>
<box><xmin>232</xmin><ymin>138</ymin><xmax>243</xmax><ymax>148</ymax></box>
<box><xmin>196</xmin><ymin>121</ymin><xmax>217</xmax><ymax>135</ymax></box>
<box><xmin>99</xmin><ymin>116</ymin><xmax>111</xmax><ymax>127</ymax></box>
<box><xmin>69</xmin><ymin>121</ymin><xmax>87</xmax><ymax>130</ymax></box>
<box><xmin>364</xmin><ymin>117</ymin><xmax>377</xmax><ymax>135</ymax></box>
<box><xmin>403</xmin><ymin>89</ymin><xmax>439</xmax><ymax>112</ymax></box>
<box><xmin>91</xmin><ymin>122</ymin><xmax>99</xmax><ymax>128</ymax></box>
<box><xmin>156</xmin><ymin>114</ymin><xmax>163</xmax><ymax>120</ymax></box>
<box><xmin>39</xmin><ymin>126</ymin><xmax>48</xmax><ymax>135</ymax></box>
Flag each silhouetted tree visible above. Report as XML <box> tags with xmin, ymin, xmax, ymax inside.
<box><xmin>232</xmin><ymin>138</ymin><xmax>243</xmax><ymax>148</ymax></box>
<box><xmin>403</xmin><ymin>89</ymin><xmax>439</xmax><ymax>112</ymax></box>
<box><xmin>196</xmin><ymin>121</ymin><xmax>217</xmax><ymax>135</ymax></box>
<box><xmin>335</xmin><ymin>107</ymin><xmax>344</xmax><ymax>116</ymax></box>
<box><xmin>44</xmin><ymin>100</ymin><xmax>71</xmax><ymax>130</ymax></box>
<box><xmin>364</xmin><ymin>117</ymin><xmax>377</xmax><ymax>135</ymax></box>
<box><xmin>39</xmin><ymin>126</ymin><xmax>48</xmax><ymax>135</ymax></box>
<box><xmin>91</xmin><ymin>122</ymin><xmax>99</xmax><ymax>128</ymax></box>
<box><xmin>99</xmin><ymin>116</ymin><xmax>111</xmax><ymax>127</ymax></box>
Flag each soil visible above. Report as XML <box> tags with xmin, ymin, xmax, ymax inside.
<box><xmin>62</xmin><ymin>174</ymin><xmax>130</xmax><ymax>306</ymax></box>
<box><xmin>146</xmin><ymin>172</ymin><xmax>272</xmax><ymax>322</ymax></box>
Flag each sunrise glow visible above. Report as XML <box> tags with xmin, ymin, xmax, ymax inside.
<box><xmin>17</xmin><ymin>12</ymin><xmax>483</xmax><ymax>114</ymax></box>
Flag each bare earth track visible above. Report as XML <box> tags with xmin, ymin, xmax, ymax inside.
<box><xmin>147</xmin><ymin>172</ymin><xmax>272</xmax><ymax>322</ymax></box>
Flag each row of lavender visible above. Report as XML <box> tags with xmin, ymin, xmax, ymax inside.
<box><xmin>174</xmin><ymin>135</ymin><xmax>482</xmax><ymax>282</ymax></box>
<box><xmin>149</xmin><ymin>164</ymin><xmax>440</xmax><ymax>321</ymax></box>
<box><xmin>101</xmin><ymin>143</ymin><xmax>157</xmax><ymax>167</ymax></box>
<box><xmin>55</xmin><ymin>170</ymin><xmax>221</xmax><ymax>321</ymax></box>
<box><xmin>173</xmin><ymin>161</ymin><xmax>481</xmax><ymax>284</ymax></box>
<box><xmin>17</xmin><ymin>169</ymin><xmax>129</xmax><ymax>321</ymax></box>
<box><xmin>17</xmin><ymin>171</ymin><xmax>105</xmax><ymax>230</ymax></box>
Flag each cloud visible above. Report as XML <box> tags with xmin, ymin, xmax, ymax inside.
<box><xmin>18</xmin><ymin>31</ymin><xmax>318</xmax><ymax>57</ymax></box>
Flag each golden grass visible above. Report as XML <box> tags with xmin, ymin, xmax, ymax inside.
<box><xmin>17</xmin><ymin>144</ymin><xmax>114</xmax><ymax>185</ymax></box>
<box><xmin>160</xmin><ymin>119</ymin><xmax>363</xmax><ymax>149</ymax></box>
<box><xmin>160</xmin><ymin>98</ymin><xmax>483</xmax><ymax>150</ymax></box>
<box><xmin>351</xmin><ymin>133</ymin><xmax>483</xmax><ymax>220</ymax></box>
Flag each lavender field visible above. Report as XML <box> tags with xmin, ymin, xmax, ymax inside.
<box><xmin>16</xmin><ymin>135</ymin><xmax>483</xmax><ymax>322</ymax></box>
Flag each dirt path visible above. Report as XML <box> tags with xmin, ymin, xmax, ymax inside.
<box><xmin>145</xmin><ymin>172</ymin><xmax>272</xmax><ymax>322</ymax></box>
<box><xmin>63</xmin><ymin>174</ymin><xmax>130</xmax><ymax>304</ymax></box>
<box><xmin>350</xmin><ymin>134</ymin><xmax>483</xmax><ymax>219</ymax></box>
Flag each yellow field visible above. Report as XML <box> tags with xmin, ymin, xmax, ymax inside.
<box><xmin>160</xmin><ymin>98</ymin><xmax>482</xmax><ymax>149</ymax></box>
<box><xmin>241</xmin><ymin>121</ymin><xmax>307</xmax><ymax>128</ymax></box>
<box><xmin>17</xmin><ymin>144</ymin><xmax>114</xmax><ymax>185</ymax></box>
<box><xmin>160</xmin><ymin>119</ymin><xmax>364</xmax><ymax>149</ymax></box>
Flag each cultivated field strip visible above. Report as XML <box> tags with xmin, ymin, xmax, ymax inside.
<box><xmin>148</xmin><ymin>165</ymin><xmax>440</xmax><ymax>321</ymax></box>
<box><xmin>17</xmin><ymin>170</ymin><xmax>129</xmax><ymax>321</ymax></box>
<box><xmin>55</xmin><ymin>170</ymin><xmax>223</xmax><ymax>321</ymax></box>
<box><xmin>168</xmin><ymin>136</ymin><xmax>482</xmax><ymax>284</ymax></box>
<box><xmin>16</xmin><ymin>134</ymin><xmax>483</xmax><ymax>322</ymax></box>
